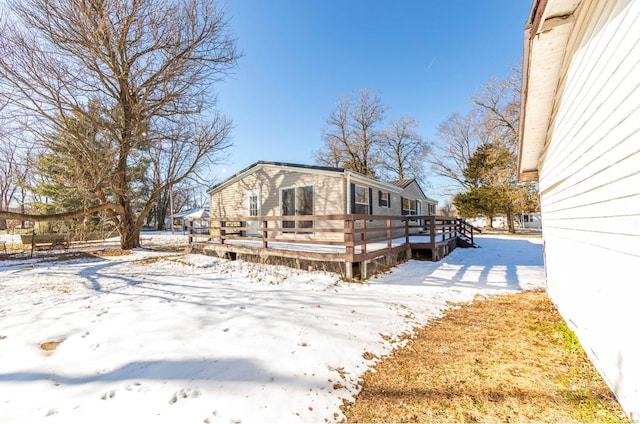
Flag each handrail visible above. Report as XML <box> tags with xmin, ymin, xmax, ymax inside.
<box><xmin>188</xmin><ymin>214</ymin><xmax>463</xmax><ymax>261</ymax></box>
<box><xmin>456</xmin><ymin>218</ymin><xmax>482</xmax><ymax>246</ymax></box>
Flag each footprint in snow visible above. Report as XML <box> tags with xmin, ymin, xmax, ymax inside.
<box><xmin>169</xmin><ymin>388</ymin><xmax>201</xmax><ymax>404</ymax></box>
<box><xmin>100</xmin><ymin>390</ymin><xmax>115</xmax><ymax>400</ymax></box>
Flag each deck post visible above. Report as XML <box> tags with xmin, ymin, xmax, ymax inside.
<box><xmin>188</xmin><ymin>220</ymin><xmax>193</xmax><ymax>245</ymax></box>
<box><xmin>262</xmin><ymin>220</ymin><xmax>268</xmax><ymax>248</ymax></box>
<box><xmin>220</xmin><ymin>220</ymin><xmax>226</xmax><ymax>245</ymax></box>
<box><xmin>345</xmin><ymin>262</ymin><xmax>353</xmax><ymax>280</ymax></box>
<box><xmin>344</xmin><ymin>217</ymin><xmax>354</xmax><ymax>261</ymax></box>
<box><xmin>404</xmin><ymin>218</ymin><xmax>409</xmax><ymax>245</ymax></box>
<box><xmin>344</xmin><ymin>216</ymin><xmax>355</xmax><ymax>280</ymax></box>
<box><xmin>429</xmin><ymin>216</ymin><xmax>437</xmax><ymax>260</ymax></box>
<box><xmin>362</xmin><ymin>219</ymin><xmax>367</xmax><ymax>254</ymax></box>
<box><xmin>386</xmin><ymin>219</ymin><xmax>392</xmax><ymax>249</ymax></box>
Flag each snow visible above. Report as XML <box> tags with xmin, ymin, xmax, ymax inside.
<box><xmin>0</xmin><ymin>233</ymin><xmax>545</xmax><ymax>423</ymax></box>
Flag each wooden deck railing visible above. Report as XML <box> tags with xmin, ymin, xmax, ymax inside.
<box><xmin>188</xmin><ymin>214</ymin><xmax>466</xmax><ymax>263</ymax></box>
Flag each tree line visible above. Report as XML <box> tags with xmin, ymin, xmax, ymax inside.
<box><xmin>0</xmin><ymin>0</ymin><xmax>536</xmax><ymax>248</ymax></box>
<box><xmin>0</xmin><ymin>0</ymin><xmax>239</xmax><ymax>248</ymax></box>
<box><xmin>315</xmin><ymin>68</ymin><xmax>538</xmax><ymax>232</ymax></box>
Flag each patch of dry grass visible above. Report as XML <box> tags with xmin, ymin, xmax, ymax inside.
<box><xmin>343</xmin><ymin>290</ymin><xmax>629</xmax><ymax>423</ymax></box>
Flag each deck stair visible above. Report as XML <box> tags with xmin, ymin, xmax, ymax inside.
<box><xmin>456</xmin><ymin>219</ymin><xmax>481</xmax><ymax>248</ymax></box>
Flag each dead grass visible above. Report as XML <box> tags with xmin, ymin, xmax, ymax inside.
<box><xmin>40</xmin><ymin>340</ymin><xmax>63</xmax><ymax>351</ymax></box>
<box><xmin>343</xmin><ymin>289</ymin><xmax>629</xmax><ymax>423</ymax></box>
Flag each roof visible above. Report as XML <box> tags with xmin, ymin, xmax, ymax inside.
<box><xmin>173</xmin><ymin>207</ymin><xmax>209</xmax><ymax>219</ymax></box>
<box><xmin>207</xmin><ymin>161</ymin><xmax>436</xmax><ymax>204</ymax></box>
<box><xmin>207</xmin><ymin>161</ymin><xmax>345</xmax><ymax>193</ymax></box>
<box><xmin>389</xmin><ymin>178</ymin><xmax>415</xmax><ymax>189</ymax></box>
<box><xmin>518</xmin><ymin>0</ymin><xmax>582</xmax><ymax>181</ymax></box>
<box><xmin>208</xmin><ymin>161</ymin><xmax>397</xmax><ymax>194</ymax></box>
<box><xmin>391</xmin><ymin>178</ymin><xmax>437</xmax><ymax>204</ymax></box>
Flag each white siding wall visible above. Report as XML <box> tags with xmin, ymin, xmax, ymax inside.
<box><xmin>539</xmin><ymin>0</ymin><xmax>640</xmax><ymax>415</ymax></box>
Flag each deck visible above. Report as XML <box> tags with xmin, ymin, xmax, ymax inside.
<box><xmin>187</xmin><ymin>215</ymin><xmax>480</xmax><ymax>279</ymax></box>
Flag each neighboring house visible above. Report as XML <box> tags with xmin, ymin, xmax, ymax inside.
<box><xmin>519</xmin><ymin>0</ymin><xmax>639</xmax><ymax>418</ymax></box>
<box><xmin>208</xmin><ymin>161</ymin><xmax>436</xmax><ymax>239</ymax></box>
<box><xmin>465</xmin><ymin>213</ymin><xmax>541</xmax><ymax>230</ymax></box>
<box><xmin>171</xmin><ymin>207</ymin><xmax>209</xmax><ymax>232</ymax></box>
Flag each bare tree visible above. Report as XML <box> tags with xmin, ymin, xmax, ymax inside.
<box><xmin>0</xmin><ymin>0</ymin><xmax>238</xmax><ymax>248</ymax></box>
<box><xmin>472</xmin><ymin>66</ymin><xmax>521</xmax><ymax>152</ymax></box>
<box><xmin>433</xmin><ymin>66</ymin><xmax>538</xmax><ymax>232</ymax></box>
<box><xmin>315</xmin><ymin>88</ymin><xmax>386</xmax><ymax>176</ymax></box>
<box><xmin>378</xmin><ymin>115</ymin><xmax>430</xmax><ymax>183</ymax></box>
<box><xmin>428</xmin><ymin>111</ymin><xmax>481</xmax><ymax>192</ymax></box>
<box><xmin>438</xmin><ymin>199</ymin><xmax>456</xmax><ymax>217</ymax></box>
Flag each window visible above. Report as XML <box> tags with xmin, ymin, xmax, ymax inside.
<box><xmin>281</xmin><ymin>185</ymin><xmax>314</xmax><ymax>230</ymax></box>
<box><xmin>354</xmin><ymin>185</ymin><xmax>369</xmax><ymax>214</ymax></box>
<box><xmin>248</xmin><ymin>193</ymin><xmax>258</xmax><ymax>217</ymax></box>
<box><xmin>402</xmin><ymin>197</ymin><xmax>417</xmax><ymax>215</ymax></box>
<box><xmin>378</xmin><ymin>191</ymin><xmax>390</xmax><ymax>208</ymax></box>
<box><xmin>523</xmin><ymin>214</ymin><xmax>530</xmax><ymax>222</ymax></box>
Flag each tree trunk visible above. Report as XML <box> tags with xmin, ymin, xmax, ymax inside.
<box><xmin>119</xmin><ymin>202</ymin><xmax>141</xmax><ymax>249</ymax></box>
<box><xmin>506</xmin><ymin>209</ymin><xmax>516</xmax><ymax>234</ymax></box>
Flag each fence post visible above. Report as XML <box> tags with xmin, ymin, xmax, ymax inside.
<box><xmin>220</xmin><ymin>220</ymin><xmax>226</xmax><ymax>244</ymax></box>
<box><xmin>30</xmin><ymin>229</ymin><xmax>35</xmax><ymax>259</ymax></box>
<box><xmin>188</xmin><ymin>220</ymin><xmax>193</xmax><ymax>245</ymax></box>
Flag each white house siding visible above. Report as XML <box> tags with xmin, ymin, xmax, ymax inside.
<box><xmin>539</xmin><ymin>0</ymin><xmax>640</xmax><ymax>415</ymax></box>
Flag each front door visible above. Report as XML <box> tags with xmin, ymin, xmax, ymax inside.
<box><xmin>281</xmin><ymin>186</ymin><xmax>313</xmax><ymax>231</ymax></box>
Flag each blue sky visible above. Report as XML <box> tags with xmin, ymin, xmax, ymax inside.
<box><xmin>213</xmin><ymin>1</ymin><xmax>531</xmax><ymax>203</ymax></box>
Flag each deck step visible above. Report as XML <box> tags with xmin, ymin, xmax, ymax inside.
<box><xmin>457</xmin><ymin>236</ymin><xmax>479</xmax><ymax>248</ymax></box>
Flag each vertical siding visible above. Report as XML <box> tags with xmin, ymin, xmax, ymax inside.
<box><xmin>539</xmin><ymin>0</ymin><xmax>640</xmax><ymax>415</ymax></box>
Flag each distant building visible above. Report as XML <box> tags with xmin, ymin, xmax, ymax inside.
<box><xmin>519</xmin><ymin>0</ymin><xmax>640</xmax><ymax>417</ymax></box>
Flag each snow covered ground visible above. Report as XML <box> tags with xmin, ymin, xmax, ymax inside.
<box><xmin>0</xmin><ymin>233</ymin><xmax>545</xmax><ymax>423</ymax></box>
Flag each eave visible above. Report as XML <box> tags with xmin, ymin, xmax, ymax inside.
<box><xmin>518</xmin><ymin>0</ymin><xmax>581</xmax><ymax>181</ymax></box>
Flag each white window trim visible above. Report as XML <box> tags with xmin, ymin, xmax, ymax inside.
<box><xmin>247</xmin><ymin>192</ymin><xmax>260</xmax><ymax>217</ymax></box>
<box><xmin>403</xmin><ymin>198</ymin><xmax>417</xmax><ymax>215</ymax></box>
<box><xmin>354</xmin><ymin>184</ymin><xmax>369</xmax><ymax>214</ymax></box>
<box><xmin>379</xmin><ymin>191</ymin><xmax>390</xmax><ymax>208</ymax></box>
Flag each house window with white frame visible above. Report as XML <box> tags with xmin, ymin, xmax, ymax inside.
<box><xmin>402</xmin><ymin>197</ymin><xmax>417</xmax><ymax>215</ymax></box>
<box><xmin>378</xmin><ymin>190</ymin><xmax>390</xmax><ymax>208</ymax></box>
<box><xmin>248</xmin><ymin>193</ymin><xmax>259</xmax><ymax>217</ymax></box>
<box><xmin>354</xmin><ymin>185</ymin><xmax>369</xmax><ymax>214</ymax></box>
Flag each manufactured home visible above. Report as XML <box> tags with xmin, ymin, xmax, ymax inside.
<box><xmin>519</xmin><ymin>0</ymin><xmax>640</xmax><ymax>417</ymax></box>
<box><xmin>208</xmin><ymin>161</ymin><xmax>437</xmax><ymax>240</ymax></box>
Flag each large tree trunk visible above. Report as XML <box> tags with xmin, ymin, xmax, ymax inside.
<box><xmin>119</xmin><ymin>202</ymin><xmax>141</xmax><ymax>249</ymax></box>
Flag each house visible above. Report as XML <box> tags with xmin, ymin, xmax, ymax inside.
<box><xmin>518</xmin><ymin>0</ymin><xmax>640</xmax><ymax>418</ymax></box>
<box><xmin>208</xmin><ymin>161</ymin><xmax>437</xmax><ymax>240</ymax></box>
<box><xmin>171</xmin><ymin>207</ymin><xmax>209</xmax><ymax>232</ymax></box>
<box><xmin>465</xmin><ymin>213</ymin><xmax>541</xmax><ymax>230</ymax></box>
